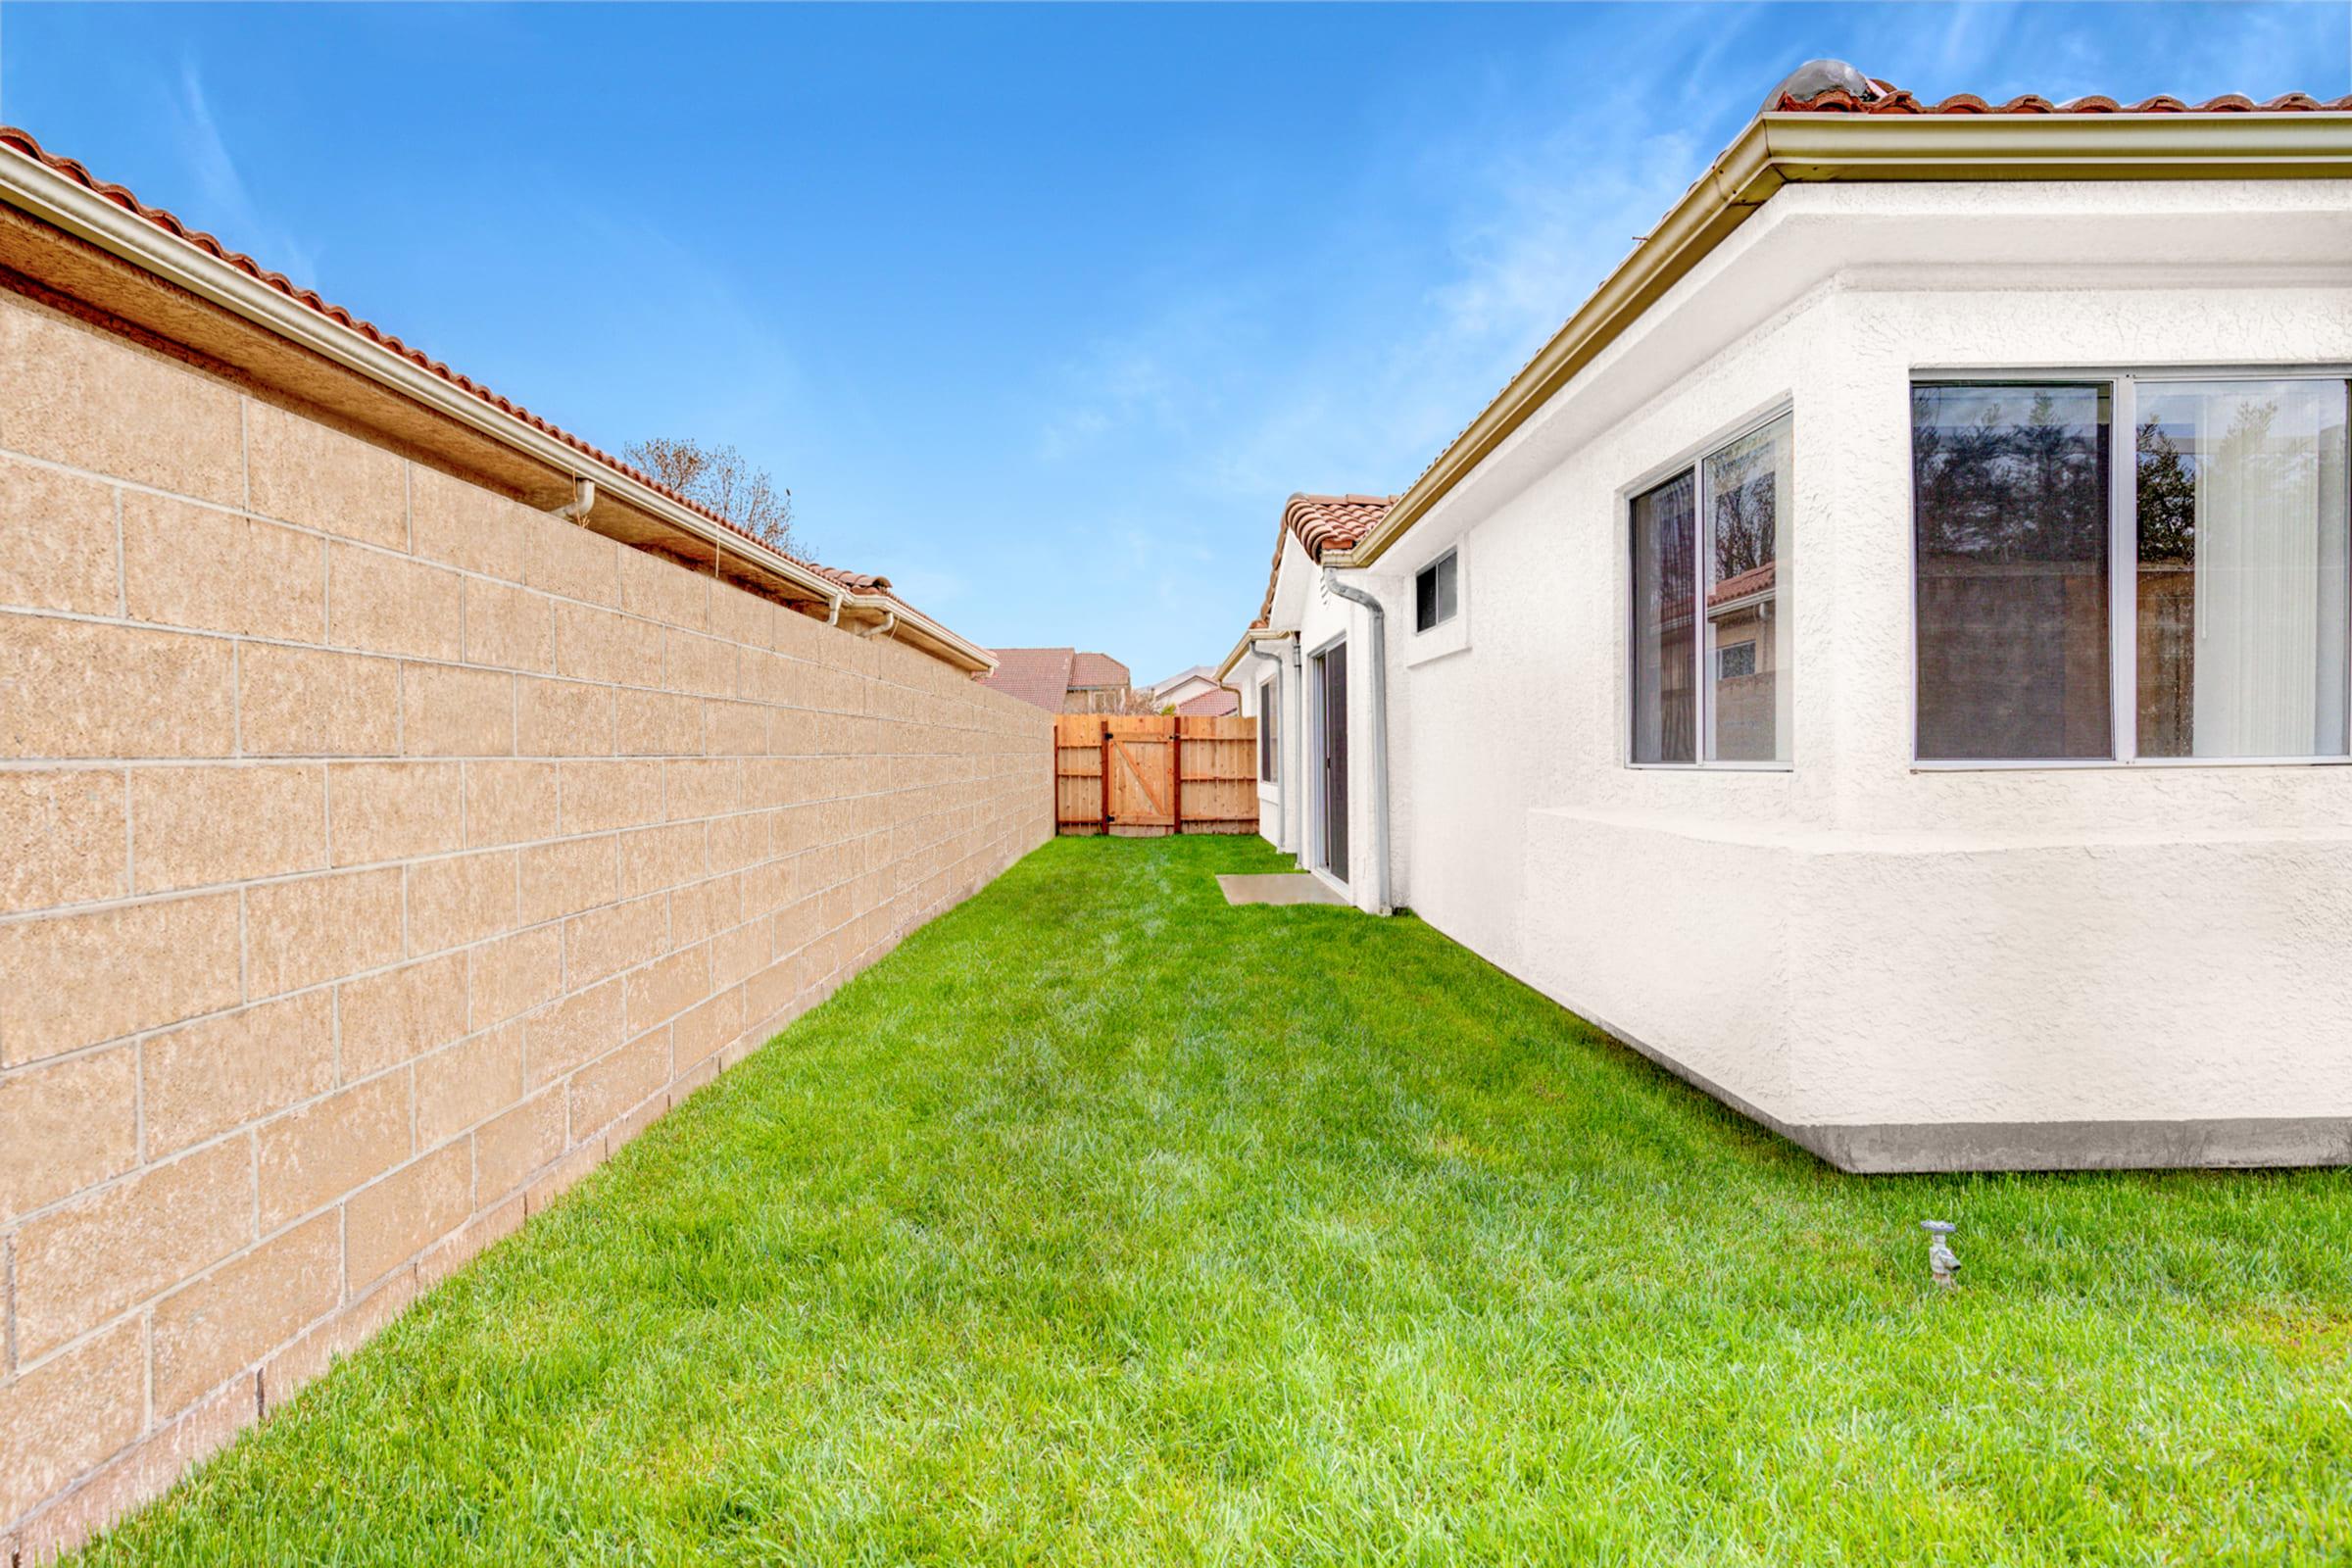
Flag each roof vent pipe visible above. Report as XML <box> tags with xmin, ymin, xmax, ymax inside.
<box><xmin>1319</xmin><ymin>567</ymin><xmax>1392</xmax><ymax>915</ymax></box>
<box><xmin>552</xmin><ymin>476</ymin><xmax>596</xmax><ymax>523</ymax></box>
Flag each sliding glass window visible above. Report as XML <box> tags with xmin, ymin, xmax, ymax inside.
<box><xmin>1630</xmin><ymin>412</ymin><xmax>1792</xmax><ymax>766</ymax></box>
<box><xmin>1912</xmin><ymin>384</ymin><xmax>2113</xmax><ymax>760</ymax></box>
<box><xmin>1630</xmin><ymin>470</ymin><xmax>1696</xmax><ymax>763</ymax></box>
<box><xmin>1912</xmin><ymin>374</ymin><xmax>2349</xmax><ymax>763</ymax></box>
<box><xmin>2135</xmin><ymin>381</ymin><xmax>2349</xmax><ymax>759</ymax></box>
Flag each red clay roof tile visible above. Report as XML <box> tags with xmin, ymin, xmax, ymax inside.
<box><xmin>1175</xmin><ymin>686</ymin><xmax>1238</xmax><ymax>717</ymax></box>
<box><xmin>977</xmin><ymin>648</ymin><xmax>1077</xmax><ymax>711</ymax></box>
<box><xmin>1773</xmin><ymin>86</ymin><xmax>2352</xmax><ymax>116</ymax></box>
<box><xmin>1361</xmin><ymin>74</ymin><xmax>2352</xmax><ymax>586</ymax></box>
<box><xmin>1251</xmin><ymin>492</ymin><xmax>1396</xmax><ymax>628</ymax></box>
<box><xmin>1067</xmin><ymin>652</ymin><xmax>1131</xmax><ymax>689</ymax></box>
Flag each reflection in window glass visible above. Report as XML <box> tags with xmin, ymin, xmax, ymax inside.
<box><xmin>1703</xmin><ymin>416</ymin><xmax>1791</xmax><ymax>762</ymax></box>
<box><xmin>1912</xmin><ymin>384</ymin><xmax>2113</xmax><ymax>760</ymax></box>
<box><xmin>2136</xmin><ymin>380</ymin><xmax>2350</xmax><ymax>759</ymax></box>
<box><xmin>1630</xmin><ymin>471</ymin><xmax>1696</xmax><ymax>763</ymax></box>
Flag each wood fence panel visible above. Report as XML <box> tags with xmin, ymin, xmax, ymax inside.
<box><xmin>1054</xmin><ymin>714</ymin><xmax>1106</xmax><ymax>834</ymax></box>
<box><xmin>1178</xmin><ymin>714</ymin><xmax>1258</xmax><ymax>833</ymax></box>
<box><xmin>1053</xmin><ymin>712</ymin><xmax>1257</xmax><ymax>835</ymax></box>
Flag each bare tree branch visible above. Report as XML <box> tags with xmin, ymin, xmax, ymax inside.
<box><xmin>622</xmin><ymin>436</ymin><xmax>807</xmax><ymax>559</ymax></box>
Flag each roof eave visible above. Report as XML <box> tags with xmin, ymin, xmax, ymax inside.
<box><xmin>1348</xmin><ymin>110</ymin><xmax>2352</xmax><ymax>569</ymax></box>
<box><xmin>1214</xmin><ymin>624</ymin><xmax>1293</xmax><ymax>683</ymax></box>
<box><xmin>0</xmin><ymin>143</ymin><xmax>1001</xmax><ymax>676</ymax></box>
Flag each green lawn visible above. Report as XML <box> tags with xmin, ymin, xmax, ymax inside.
<box><xmin>77</xmin><ymin>835</ymin><xmax>2352</xmax><ymax>1565</ymax></box>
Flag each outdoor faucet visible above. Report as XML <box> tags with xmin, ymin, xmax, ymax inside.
<box><xmin>1922</xmin><ymin>1220</ymin><xmax>1959</xmax><ymax>1288</ymax></box>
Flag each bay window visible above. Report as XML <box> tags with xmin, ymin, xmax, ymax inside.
<box><xmin>1630</xmin><ymin>412</ymin><xmax>1792</xmax><ymax>766</ymax></box>
<box><xmin>1913</xmin><ymin>375</ymin><xmax>2350</xmax><ymax>763</ymax></box>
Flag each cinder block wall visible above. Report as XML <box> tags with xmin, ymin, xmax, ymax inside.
<box><xmin>0</xmin><ymin>289</ymin><xmax>1054</xmax><ymax>1557</ymax></box>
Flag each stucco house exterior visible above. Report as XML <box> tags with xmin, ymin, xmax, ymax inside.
<box><xmin>1221</xmin><ymin>65</ymin><xmax>2352</xmax><ymax>1173</ymax></box>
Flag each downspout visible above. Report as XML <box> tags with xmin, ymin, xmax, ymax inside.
<box><xmin>825</xmin><ymin>590</ymin><xmax>845</xmax><ymax>627</ymax></box>
<box><xmin>1320</xmin><ymin>568</ymin><xmax>1391</xmax><ymax>914</ymax></box>
<box><xmin>858</xmin><ymin>611</ymin><xmax>898</xmax><ymax>640</ymax></box>
<box><xmin>552</xmin><ymin>476</ymin><xmax>596</xmax><ymax>522</ymax></box>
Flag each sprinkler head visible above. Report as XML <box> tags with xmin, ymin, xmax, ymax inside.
<box><xmin>1921</xmin><ymin>1220</ymin><xmax>1959</xmax><ymax>1288</ymax></box>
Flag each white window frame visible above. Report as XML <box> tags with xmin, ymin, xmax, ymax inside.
<box><xmin>1414</xmin><ymin>548</ymin><xmax>1459</xmax><ymax>632</ymax></box>
<box><xmin>1405</xmin><ymin>541</ymin><xmax>1470</xmax><ymax>667</ymax></box>
<box><xmin>1908</xmin><ymin>366</ymin><xmax>2352</xmax><ymax>771</ymax></box>
<box><xmin>1305</xmin><ymin>628</ymin><xmax>1348</xmax><ymax>889</ymax></box>
<box><xmin>1257</xmin><ymin>674</ymin><xmax>1279</xmax><ymax>786</ymax></box>
<box><xmin>1623</xmin><ymin>403</ymin><xmax>1794</xmax><ymax>772</ymax></box>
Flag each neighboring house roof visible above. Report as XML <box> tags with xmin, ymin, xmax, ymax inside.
<box><xmin>1250</xmin><ymin>493</ymin><xmax>1397</xmax><ymax>628</ymax></box>
<box><xmin>1327</xmin><ymin>69</ymin><xmax>2352</xmax><ymax>578</ymax></box>
<box><xmin>978</xmin><ymin>647</ymin><xmax>1078</xmax><ymax>711</ymax></box>
<box><xmin>1709</xmin><ymin>562</ymin><xmax>1776</xmax><ymax>608</ymax></box>
<box><xmin>1175</xmin><ymin>687</ymin><xmax>1239</xmax><ymax>717</ymax></box>
<box><xmin>1148</xmin><ymin>664</ymin><xmax>1219</xmax><ymax>698</ymax></box>
<box><xmin>1068</xmin><ymin>652</ymin><xmax>1131</xmax><ymax>689</ymax></box>
<box><xmin>0</xmin><ymin>124</ymin><xmax>954</xmax><ymax>646</ymax></box>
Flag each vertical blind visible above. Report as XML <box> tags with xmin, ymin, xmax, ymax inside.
<box><xmin>2136</xmin><ymin>380</ymin><xmax>2350</xmax><ymax>759</ymax></box>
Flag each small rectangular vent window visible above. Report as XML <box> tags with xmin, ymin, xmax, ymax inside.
<box><xmin>1415</xmin><ymin>552</ymin><xmax>1458</xmax><ymax>633</ymax></box>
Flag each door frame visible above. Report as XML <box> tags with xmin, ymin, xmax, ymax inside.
<box><xmin>1307</xmin><ymin>631</ymin><xmax>1348</xmax><ymax>889</ymax></box>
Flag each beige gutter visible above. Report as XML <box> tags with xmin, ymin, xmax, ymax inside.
<box><xmin>1215</xmin><ymin>625</ymin><xmax>1292</xmax><ymax>684</ymax></box>
<box><xmin>1348</xmin><ymin>109</ymin><xmax>2352</xmax><ymax>568</ymax></box>
<box><xmin>0</xmin><ymin>144</ymin><xmax>1000</xmax><ymax>675</ymax></box>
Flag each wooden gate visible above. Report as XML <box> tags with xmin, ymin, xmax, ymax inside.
<box><xmin>1054</xmin><ymin>713</ymin><xmax>1257</xmax><ymax>836</ymax></box>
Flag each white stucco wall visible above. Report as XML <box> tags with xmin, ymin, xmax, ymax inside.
<box><xmin>1260</xmin><ymin>177</ymin><xmax>2352</xmax><ymax>1169</ymax></box>
<box><xmin>1244</xmin><ymin>534</ymin><xmax>1387</xmax><ymax>906</ymax></box>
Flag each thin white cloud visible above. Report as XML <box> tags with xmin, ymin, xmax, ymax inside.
<box><xmin>170</xmin><ymin>59</ymin><xmax>322</xmax><ymax>286</ymax></box>
<box><xmin>1025</xmin><ymin>10</ymin><xmax>1740</xmax><ymax>534</ymax></box>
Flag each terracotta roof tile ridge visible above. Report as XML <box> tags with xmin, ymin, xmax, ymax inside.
<box><xmin>1377</xmin><ymin>80</ymin><xmax>2352</xmax><ymax>528</ymax></box>
<box><xmin>1774</xmin><ymin>86</ymin><xmax>2352</xmax><ymax>116</ymax></box>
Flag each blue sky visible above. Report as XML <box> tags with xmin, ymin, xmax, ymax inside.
<box><xmin>3</xmin><ymin>3</ymin><xmax>2346</xmax><ymax>680</ymax></box>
